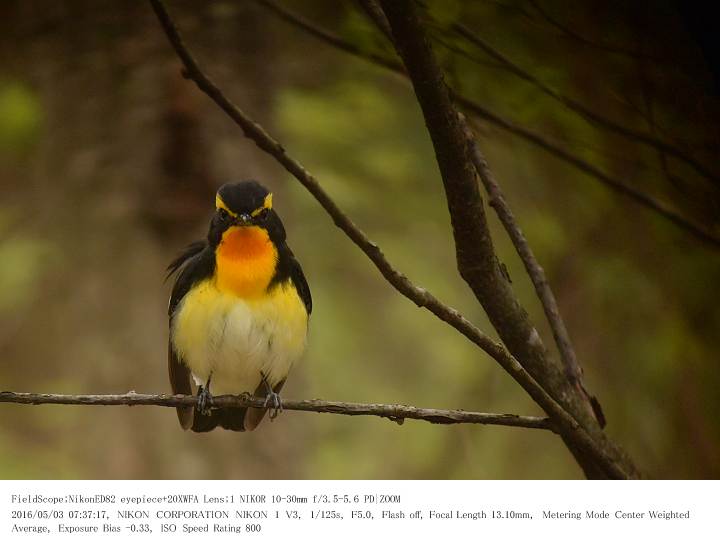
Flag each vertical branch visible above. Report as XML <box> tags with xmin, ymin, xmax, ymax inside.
<box><xmin>377</xmin><ymin>0</ymin><xmax>635</xmax><ymax>478</ymax></box>
<box><xmin>360</xmin><ymin>0</ymin><xmax>600</xmax><ymax>421</ymax></box>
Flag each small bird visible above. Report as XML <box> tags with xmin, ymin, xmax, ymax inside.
<box><xmin>167</xmin><ymin>180</ymin><xmax>311</xmax><ymax>432</ymax></box>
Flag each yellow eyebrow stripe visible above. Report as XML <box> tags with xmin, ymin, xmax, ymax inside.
<box><xmin>216</xmin><ymin>193</ymin><xmax>273</xmax><ymax>217</ymax></box>
<box><xmin>250</xmin><ymin>193</ymin><xmax>273</xmax><ymax>217</ymax></box>
<box><xmin>215</xmin><ymin>195</ymin><xmax>238</xmax><ymax>217</ymax></box>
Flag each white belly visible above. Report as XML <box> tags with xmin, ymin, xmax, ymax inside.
<box><xmin>171</xmin><ymin>279</ymin><xmax>308</xmax><ymax>395</ymax></box>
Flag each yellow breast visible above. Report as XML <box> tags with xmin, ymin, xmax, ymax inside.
<box><xmin>215</xmin><ymin>226</ymin><xmax>278</xmax><ymax>298</ymax></box>
<box><xmin>171</xmin><ymin>278</ymin><xmax>309</xmax><ymax>393</ymax></box>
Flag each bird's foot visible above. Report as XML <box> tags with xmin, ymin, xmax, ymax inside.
<box><xmin>261</xmin><ymin>374</ymin><xmax>283</xmax><ymax>420</ymax></box>
<box><xmin>264</xmin><ymin>391</ymin><xmax>283</xmax><ymax>420</ymax></box>
<box><xmin>197</xmin><ymin>385</ymin><xmax>214</xmax><ymax>416</ymax></box>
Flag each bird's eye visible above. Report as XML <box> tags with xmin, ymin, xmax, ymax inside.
<box><xmin>257</xmin><ymin>208</ymin><xmax>269</xmax><ymax>221</ymax></box>
<box><xmin>218</xmin><ymin>208</ymin><xmax>230</xmax><ymax>221</ymax></box>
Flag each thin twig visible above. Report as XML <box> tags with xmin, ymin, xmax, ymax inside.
<box><xmin>467</xmin><ymin>136</ymin><xmax>582</xmax><ymax>384</ymax></box>
<box><xmin>457</xmin><ymin>94</ymin><xmax>720</xmax><ymax>248</ymax></box>
<box><xmin>433</xmin><ymin>33</ymin><xmax>510</xmax><ymax>73</ymax></box>
<box><xmin>355</xmin><ymin>0</ymin><xmax>393</xmax><ymax>40</ymax></box>
<box><xmin>528</xmin><ymin>0</ymin><xmax>664</xmax><ymax>63</ymax></box>
<box><xmin>256</xmin><ymin>0</ymin><xmax>403</xmax><ymax>72</ymax></box>
<box><xmin>450</xmin><ymin>22</ymin><xmax>718</xmax><ymax>184</ymax></box>
<box><xmin>255</xmin><ymin>0</ymin><xmax>719</xmax><ymax>249</ymax></box>
<box><xmin>467</xmin><ymin>133</ymin><xmax>606</xmax><ymax>427</ymax></box>
<box><xmin>148</xmin><ymin>0</ymin><xmax>633</xmax><ymax>479</ymax></box>
<box><xmin>0</xmin><ymin>391</ymin><xmax>555</xmax><ymax>431</ymax></box>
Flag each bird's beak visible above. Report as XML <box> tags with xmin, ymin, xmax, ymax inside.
<box><xmin>234</xmin><ymin>213</ymin><xmax>252</xmax><ymax>226</ymax></box>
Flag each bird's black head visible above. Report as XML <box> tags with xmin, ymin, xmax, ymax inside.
<box><xmin>208</xmin><ymin>180</ymin><xmax>286</xmax><ymax>246</ymax></box>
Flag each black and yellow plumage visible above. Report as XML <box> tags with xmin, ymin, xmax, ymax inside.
<box><xmin>167</xmin><ymin>180</ymin><xmax>311</xmax><ymax>432</ymax></box>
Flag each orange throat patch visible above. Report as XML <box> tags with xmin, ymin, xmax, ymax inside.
<box><xmin>215</xmin><ymin>226</ymin><xmax>278</xmax><ymax>298</ymax></box>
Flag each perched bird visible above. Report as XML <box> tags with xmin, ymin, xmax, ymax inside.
<box><xmin>167</xmin><ymin>180</ymin><xmax>311</xmax><ymax>432</ymax></box>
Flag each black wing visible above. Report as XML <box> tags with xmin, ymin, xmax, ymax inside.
<box><xmin>289</xmin><ymin>251</ymin><xmax>312</xmax><ymax>315</ymax></box>
<box><xmin>167</xmin><ymin>242</ymin><xmax>215</xmax><ymax>430</ymax></box>
<box><xmin>168</xmin><ymin>242</ymin><xmax>214</xmax><ymax>317</ymax></box>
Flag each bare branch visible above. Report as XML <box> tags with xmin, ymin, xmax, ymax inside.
<box><xmin>457</xmin><ymin>95</ymin><xmax>720</xmax><ymax>249</ymax></box>
<box><xmin>0</xmin><ymin>391</ymin><xmax>555</xmax><ymax>431</ymax></box>
<box><xmin>467</xmin><ymin>133</ymin><xmax>581</xmax><ymax>382</ymax></box>
<box><xmin>528</xmin><ymin>0</ymin><xmax>664</xmax><ymax>63</ymax></box>
<box><xmin>450</xmin><ymin>22</ymin><xmax>718</xmax><ymax>184</ymax></box>
<box><xmin>467</xmin><ymin>131</ymin><xmax>604</xmax><ymax>426</ymax></box>
<box><xmin>148</xmin><ymin>0</ymin><xmax>634</xmax><ymax>479</ymax></box>
<box><xmin>256</xmin><ymin>0</ymin><xmax>719</xmax><ymax>249</ymax></box>
<box><xmin>255</xmin><ymin>0</ymin><xmax>403</xmax><ymax>73</ymax></box>
<box><xmin>355</xmin><ymin>0</ymin><xmax>393</xmax><ymax>41</ymax></box>
<box><xmin>378</xmin><ymin>0</ymin><xmax>638</xmax><ymax>479</ymax></box>
<box><xmin>381</xmin><ymin>0</ymin><xmax>603</xmax><ymax>434</ymax></box>
<box><xmin>433</xmin><ymin>33</ymin><xmax>510</xmax><ymax>73</ymax></box>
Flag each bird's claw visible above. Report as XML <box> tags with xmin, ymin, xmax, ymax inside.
<box><xmin>264</xmin><ymin>391</ymin><xmax>283</xmax><ymax>420</ymax></box>
<box><xmin>197</xmin><ymin>386</ymin><xmax>214</xmax><ymax>416</ymax></box>
<box><xmin>260</xmin><ymin>373</ymin><xmax>283</xmax><ymax>420</ymax></box>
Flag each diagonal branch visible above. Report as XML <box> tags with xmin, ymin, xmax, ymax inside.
<box><xmin>449</xmin><ymin>22</ymin><xmax>718</xmax><ymax>184</ymax></box>
<box><xmin>378</xmin><ymin>0</ymin><xmax>637</xmax><ymax>479</ymax></box>
<box><xmin>468</xmin><ymin>134</ymin><xmax>582</xmax><ymax>383</ymax></box>
<box><xmin>355</xmin><ymin>0</ymin><xmax>392</xmax><ymax>40</ymax></box>
<box><xmin>457</xmin><ymin>95</ymin><xmax>720</xmax><ymax>248</ymax></box>
<box><xmin>364</xmin><ymin>0</ymin><xmax>602</xmax><ymax>426</ymax></box>
<box><xmin>528</xmin><ymin>0</ymin><xmax>664</xmax><ymax>63</ymax></box>
<box><xmin>256</xmin><ymin>0</ymin><xmax>719</xmax><ymax>249</ymax></box>
<box><xmin>0</xmin><ymin>391</ymin><xmax>555</xmax><ymax>430</ymax></box>
<box><xmin>256</xmin><ymin>0</ymin><xmax>403</xmax><ymax>73</ymax></box>
<box><xmin>467</xmin><ymin>131</ymin><xmax>604</xmax><ymax>427</ymax></box>
<box><xmin>148</xmin><ymin>0</ymin><xmax>632</xmax><ymax>479</ymax></box>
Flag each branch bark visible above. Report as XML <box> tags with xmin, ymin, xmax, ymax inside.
<box><xmin>148</xmin><ymin>0</ymin><xmax>638</xmax><ymax>479</ymax></box>
<box><xmin>378</xmin><ymin>0</ymin><xmax>637</xmax><ymax>478</ymax></box>
<box><xmin>256</xmin><ymin>0</ymin><xmax>719</xmax><ymax>249</ymax></box>
<box><xmin>0</xmin><ymin>392</ymin><xmax>554</xmax><ymax>430</ymax></box>
<box><xmin>468</xmin><ymin>136</ymin><xmax>585</xmax><ymax>393</ymax></box>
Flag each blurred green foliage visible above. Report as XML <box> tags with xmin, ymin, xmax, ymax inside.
<box><xmin>0</xmin><ymin>81</ymin><xmax>42</xmax><ymax>155</ymax></box>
